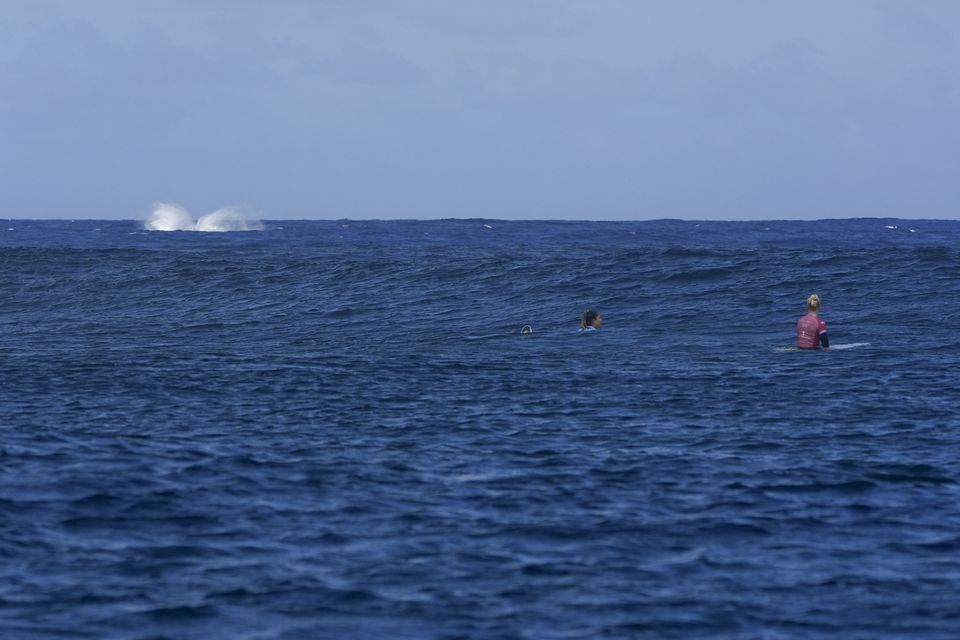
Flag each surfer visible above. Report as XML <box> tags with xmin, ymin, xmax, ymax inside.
<box><xmin>797</xmin><ymin>294</ymin><xmax>829</xmax><ymax>350</ymax></box>
<box><xmin>579</xmin><ymin>309</ymin><xmax>603</xmax><ymax>333</ymax></box>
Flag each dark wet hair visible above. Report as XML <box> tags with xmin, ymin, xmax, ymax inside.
<box><xmin>581</xmin><ymin>309</ymin><xmax>600</xmax><ymax>329</ymax></box>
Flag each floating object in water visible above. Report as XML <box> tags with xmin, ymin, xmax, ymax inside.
<box><xmin>775</xmin><ymin>342</ymin><xmax>870</xmax><ymax>352</ymax></box>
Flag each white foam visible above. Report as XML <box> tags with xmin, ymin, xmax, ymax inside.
<box><xmin>144</xmin><ymin>202</ymin><xmax>196</xmax><ymax>231</ymax></box>
<box><xmin>144</xmin><ymin>202</ymin><xmax>263</xmax><ymax>232</ymax></box>
<box><xmin>195</xmin><ymin>207</ymin><xmax>264</xmax><ymax>232</ymax></box>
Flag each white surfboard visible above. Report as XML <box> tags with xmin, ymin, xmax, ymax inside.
<box><xmin>776</xmin><ymin>342</ymin><xmax>869</xmax><ymax>352</ymax></box>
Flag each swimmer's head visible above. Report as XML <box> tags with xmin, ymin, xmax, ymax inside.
<box><xmin>581</xmin><ymin>309</ymin><xmax>602</xmax><ymax>329</ymax></box>
<box><xmin>806</xmin><ymin>294</ymin><xmax>821</xmax><ymax>313</ymax></box>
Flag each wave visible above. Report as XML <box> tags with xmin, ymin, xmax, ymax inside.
<box><xmin>144</xmin><ymin>202</ymin><xmax>263</xmax><ymax>232</ymax></box>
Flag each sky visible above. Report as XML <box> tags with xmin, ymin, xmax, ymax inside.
<box><xmin>2</xmin><ymin>0</ymin><xmax>959</xmax><ymax>220</ymax></box>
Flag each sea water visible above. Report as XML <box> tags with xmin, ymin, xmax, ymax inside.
<box><xmin>2</xmin><ymin>218</ymin><xmax>960</xmax><ymax>639</ymax></box>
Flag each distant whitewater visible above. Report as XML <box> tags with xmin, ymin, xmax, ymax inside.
<box><xmin>144</xmin><ymin>202</ymin><xmax>263</xmax><ymax>232</ymax></box>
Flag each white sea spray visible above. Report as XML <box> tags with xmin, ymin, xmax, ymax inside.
<box><xmin>144</xmin><ymin>202</ymin><xmax>263</xmax><ymax>232</ymax></box>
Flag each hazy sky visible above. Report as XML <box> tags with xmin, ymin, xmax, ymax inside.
<box><xmin>2</xmin><ymin>0</ymin><xmax>959</xmax><ymax>220</ymax></box>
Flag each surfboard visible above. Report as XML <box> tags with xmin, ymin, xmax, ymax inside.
<box><xmin>829</xmin><ymin>342</ymin><xmax>870</xmax><ymax>350</ymax></box>
<box><xmin>775</xmin><ymin>342</ymin><xmax>869</xmax><ymax>352</ymax></box>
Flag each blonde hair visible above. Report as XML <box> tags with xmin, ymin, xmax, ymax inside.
<box><xmin>806</xmin><ymin>294</ymin><xmax>821</xmax><ymax>312</ymax></box>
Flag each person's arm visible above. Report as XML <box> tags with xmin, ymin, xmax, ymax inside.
<box><xmin>819</xmin><ymin>331</ymin><xmax>830</xmax><ymax>349</ymax></box>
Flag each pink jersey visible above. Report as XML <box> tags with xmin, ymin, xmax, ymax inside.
<box><xmin>797</xmin><ymin>313</ymin><xmax>827</xmax><ymax>349</ymax></box>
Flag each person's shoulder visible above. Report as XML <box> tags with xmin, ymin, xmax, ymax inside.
<box><xmin>578</xmin><ymin>326</ymin><xmax>597</xmax><ymax>333</ymax></box>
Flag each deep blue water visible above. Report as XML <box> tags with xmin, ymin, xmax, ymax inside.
<box><xmin>2</xmin><ymin>218</ymin><xmax>960</xmax><ymax>639</ymax></box>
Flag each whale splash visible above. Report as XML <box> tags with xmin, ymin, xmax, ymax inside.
<box><xmin>144</xmin><ymin>202</ymin><xmax>264</xmax><ymax>232</ymax></box>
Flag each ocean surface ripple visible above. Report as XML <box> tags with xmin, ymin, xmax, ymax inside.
<box><xmin>2</xmin><ymin>219</ymin><xmax>960</xmax><ymax>639</ymax></box>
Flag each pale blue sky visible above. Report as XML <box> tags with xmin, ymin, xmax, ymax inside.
<box><xmin>2</xmin><ymin>1</ymin><xmax>959</xmax><ymax>219</ymax></box>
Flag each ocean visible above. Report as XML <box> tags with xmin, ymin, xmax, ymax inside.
<box><xmin>2</xmin><ymin>218</ymin><xmax>960</xmax><ymax>639</ymax></box>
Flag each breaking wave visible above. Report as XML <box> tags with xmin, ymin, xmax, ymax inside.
<box><xmin>144</xmin><ymin>202</ymin><xmax>264</xmax><ymax>232</ymax></box>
